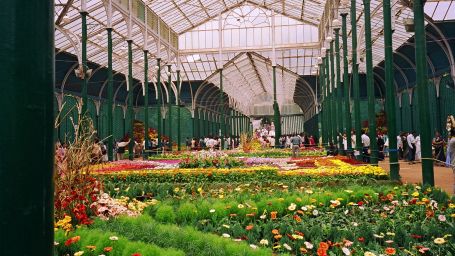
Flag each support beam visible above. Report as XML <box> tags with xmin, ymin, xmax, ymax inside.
<box><xmin>80</xmin><ymin>8</ymin><xmax>88</xmax><ymax>115</ymax></box>
<box><xmin>127</xmin><ymin>39</ymin><xmax>134</xmax><ymax>160</ymax></box>
<box><xmin>272</xmin><ymin>66</ymin><xmax>282</xmax><ymax>145</ymax></box>
<box><xmin>414</xmin><ymin>0</ymin><xmax>434</xmax><ymax>186</ymax></box>
<box><xmin>177</xmin><ymin>70</ymin><xmax>181</xmax><ymax>151</ymax></box>
<box><xmin>143</xmin><ymin>50</ymin><xmax>149</xmax><ymax>159</ymax></box>
<box><xmin>167</xmin><ymin>65</ymin><xmax>172</xmax><ymax>151</ymax></box>
<box><xmin>107</xmin><ymin>26</ymin><xmax>114</xmax><ymax>161</ymax></box>
<box><xmin>157</xmin><ymin>58</ymin><xmax>162</xmax><ymax>148</ymax></box>
<box><xmin>351</xmin><ymin>0</ymin><xmax>362</xmax><ymax>160</ymax></box>
<box><xmin>330</xmin><ymin>40</ymin><xmax>336</xmax><ymax>146</ymax></box>
<box><xmin>364</xmin><ymin>0</ymin><xmax>378</xmax><ymax>164</ymax></box>
<box><xmin>1</xmin><ymin>1</ymin><xmax>54</xmax><ymax>254</ymax></box>
<box><xmin>335</xmin><ymin>27</ymin><xmax>343</xmax><ymax>153</ymax></box>
<box><xmin>382</xmin><ymin>0</ymin><xmax>400</xmax><ymax>179</ymax></box>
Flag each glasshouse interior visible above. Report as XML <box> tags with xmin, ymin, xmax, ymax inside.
<box><xmin>2</xmin><ymin>0</ymin><xmax>455</xmax><ymax>255</ymax></box>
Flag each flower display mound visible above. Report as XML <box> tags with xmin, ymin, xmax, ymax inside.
<box><xmin>90</xmin><ymin>160</ymin><xmax>158</xmax><ymax>173</ymax></box>
<box><xmin>179</xmin><ymin>150</ymin><xmax>244</xmax><ymax>169</ymax></box>
<box><xmin>229</xmin><ymin>148</ymin><xmax>326</xmax><ymax>158</ymax></box>
<box><xmin>54</xmin><ymin>228</ymin><xmax>184</xmax><ymax>256</ymax></box>
<box><xmin>139</xmin><ymin>184</ymin><xmax>454</xmax><ymax>255</ymax></box>
<box><xmin>93</xmin><ymin>215</ymin><xmax>275</xmax><ymax>256</ymax></box>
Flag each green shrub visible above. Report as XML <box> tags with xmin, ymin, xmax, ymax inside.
<box><xmin>154</xmin><ymin>204</ymin><xmax>176</xmax><ymax>223</ymax></box>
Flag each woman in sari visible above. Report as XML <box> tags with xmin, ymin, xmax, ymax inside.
<box><xmin>432</xmin><ymin>131</ymin><xmax>445</xmax><ymax>165</ymax></box>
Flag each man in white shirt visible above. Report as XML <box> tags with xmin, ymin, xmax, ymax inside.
<box><xmin>406</xmin><ymin>131</ymin><xmax>416</xmax><ymax>162</ymax></box>
<box><xmin>361</xmin><ymin>130</ymin><xmax>371</xmax><ymax>163</ymax></box>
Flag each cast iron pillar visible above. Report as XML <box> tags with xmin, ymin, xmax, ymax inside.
<box><xmin>143</xmin><ymin>50</ymin><xmax>149</xmax><ymax>159</ymax></box>
<box><xmin>167</xmin><ymin>64</ymin><xmax>172</xmax><ymax>151</ymax></box>
<box><xmin>363</xmin><ymin>0</ymin><xmax>378</xmax><ymax>164</ymax></box>
<box><xmin>1</xmin><ymin>1</ymin><xmax>54</xmax><ymax>254</ymax></box>
<box><xmin>414</xmin><ymin>0</ymin><xmax>434</xmax><ymax>185</ymax></box>
<box><xmin>383</xmin><ymin>0</ymin><xmax>400</xmax><ymax>179</ymax></box>
<box><xmin>351</xmin><ymin>0</ymin><xmax>362</xmax><ymax>159</ymax></box>
<box><xmin>127</xmin><ymin>40</ymin><xmax>134</xmax><ymax>160</ymax></box>
<box><xmin>107</xmin><ymin>26</ymin><xmax>114</xmax><ymax>161</ymax></box>
<box><xmin>341</xmin><ymin>12</ymin><xmax>352</xmax><ymax>155</ymax></box>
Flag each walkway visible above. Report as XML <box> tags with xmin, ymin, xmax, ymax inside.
<box><xmin>378</xmin><ymin>159</ymin><xmax>454</xmax><ymax>195</ymax></box>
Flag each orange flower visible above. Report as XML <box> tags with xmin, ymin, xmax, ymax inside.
<box><xmin>64</xmin><ymin>236</ymin><xmax>80</xmax><ymax>246</ymax></box>
<box><xmin>317</xmin><ymin>247</ymin><xmax>328</xmax><ymax>256</ymax></box>
<box><xmin>319</xmin><ymin>242</ymin><xmax>329</xmax><ymax>251</ymax></box>
<box><xmin>385</xmin><ymin>247</ymin><xmax>396</xmax><ymax>255</ymax></box>
<box><xmin>86</xmin><ymin>245</ymin><xmax>96</xmax><ymax>251</ymax></box>
<box><xmin>229</xmin><ymin>213</ymin><xmax>237</xmax><ymax>217</ymax></box>
<box><xmin>300</xmin><ymin>247</ymin><xmax>308</xmax><ymax>253</ymax></box>
<box><xmin>296</xmin><ymin>210</ymin><xmax>305</xmax><ymax>215</ymax></box>
<box><xmin>274</xmin><ymin>234</ymin><xmax>282</xmax><ymax>240</ymax></box>
<box><xmin>295</xmin><ymin>231</ymin><xmax>305</xmax><ymax>237</ymax></box>
<box><xmin>246</xmin><ymin>212</ymin><xmax>256</xmax><ymax>217</ymax></box>
<box><xmin>426</xmin><ymin>210</ymin><xmax>434</xmax><ymax>218</ymax></box>
<box><xmin>270</xmin><ymin>211</ymin><xmax>278</xmax><ymax>220</ymax></box>
<box><xmin>294</xmin><ymin>215</ymin><xmax>302</xmax><ymax>223</ymax></box>
<box><xmin>245</xmin><ymin>225</ymin><xmax>254</xmax><ymax>231</ymax></box>
<box><xmin>104</xmin><ymin>247</ymin><xmax>113</xmax><ymax>252</ymax></box>
<box><xmin>272</xmin><ymin>229</ymin><xmax>280</xmax><ymax>235</ymax></box>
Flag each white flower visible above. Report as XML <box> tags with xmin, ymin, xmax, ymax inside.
<box><xmin>283</xmin><ymin>243</ymin><xmax>292</xmax><ymax>251</ymax></box>
<box><xmin>438</xmin><ymin>214</ymin><xmax>447</xmax><ymax>222</ymax></box>
<box><xmin>260</xmin><ymin>214</ymin><xmax>266</xmax><ymax>219</ymax></box>
<box><xmin>222</xmin><ymin>224</ymin><xmax>230</xmax><ymax>229</ymax></box>
<box><xmin>304</xmin><ymin>241</ymin><xmax>314</xmax><ymax>249</ymax></box>
<box><xmin>114</xmin><ymin>188</ymin><xmax>120</xmax><ymax>192</ymax></box>
<box><xmin>342</xmin><ymin>247</ymin><xmax>351</xmax><ymax>255</ymax></box>
<box><xmin>222</xmin><ymin>233</ymin><xmax>230</xmax><ymax>238</ymax></box>
<box><xmin>210</xmin><ymin>209</ymin><xmax>216</xmax><ymax>213</ymax></box>
<box><xmin>109</xmin><ymin>236</ymin><xmax>118</xmax><ymax>241</ymax></box>
<box><xmin>259</xmin><ymin>239</ymin><xmax>269</xmax><ymax>246</ymax></box>
<box><xmin>344</xmin><ymin>210</ymin><xmax>349</xmax><ymax>215</ymax></box>
<box><xmin>288</xmin><ymin>203</ymin><xmax>297</xmax><ymax>211</ymax></box>
<box><xmin>352</xmin><ymin>222</ymin><xmax>358</xmax><ymax>227</ymax></box>
<box><xmin>54</xmin><ymin>241</ymin><xmax>59</xmax><ymax>246</ymax></box>
<box><xmin>301</xmin><ymin>206</ymin><xmax>308</xmax><ymax>211</ymax></box>
<box><xmin>312</xmin><ymin>209</ymin><xmax>319</xmax><ymax>216</ymax></box>
<box><xmin>237</xmin><ymin>204</ymin><xmax>245</xmax><ymax>209</ymax></box>
<box><xmin>250</xmin><ymin>244</ymin><xmax>258</xmax><ymax>250</ymax></box>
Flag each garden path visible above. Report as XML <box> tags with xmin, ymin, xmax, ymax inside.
<box><xmin>378</xmin><ymin>159</ymin><xmax>454</xmax><ymax>195</ymax></box>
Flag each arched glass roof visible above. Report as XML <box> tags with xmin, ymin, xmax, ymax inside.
<box><xmin>54</xmin><ymin>0</ymin><xmax>455</xmax><ymax>118</ymax></box>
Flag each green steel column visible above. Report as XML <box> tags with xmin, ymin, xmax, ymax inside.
<box><xmin>81</xmin><ymin>8</ymin><xmax>88</xmax><ymax>115</ymax></box>
<box><xmin>414</xmin><ymin>0</ymin><xmax>434</xmax><ymax>186</ymax></box>
<box><xmin>318</xmin><ymin>63</ymin><xmax>323</xmax><ymax>142</ymax></box>
<box><xmin>272</xmin><ymin>66</ymin><xmax>282</xmax><ymax>143</ymax></box>
<box><xmin>320</xmin><ymin>59</ymin><xmax>327</xmax><ymax>147</ymax></box>
<box><xmin>156</xmin><ymin>58</ymin><xmax>162</xmax><ymax>148</ymax></box>
<box><xmin>351</xmin><ymin>0</ymin><xmax>362</xmax><ymax>159</ymax></box>
<box><xmin>127</xmin><ymin>40</ymin><xmax>134</xmax><ymax>160</ymax></box>
<box><xmin>325</xmin><ymin>54</ymin><xmax>331</xmax><ymax>146</ymax></box>
<box><xmin>220</xmin><ymin>69</ymin><xmax>225</xmax><ymax>141</ymax></box>
<box><xmin>107</xmin><ymin>27</ymin><xmax>114</xmax><ymax>161</ymax></box>
<box><xmin>143</xmin><ymin>50</ymin><xmax>149</xmax><ymax>159</ymax></box>
<box><xmin>167</xmin><ymin>65</ymin><xmax>172</xmax><ymax>151</ymax></box>
<box><xmin>383</xmin><ymin>0</ymin><xmax>399</xmax><ymax>179</ymax></box>
<box><xmin>335</xmin><ymin>28</ymin><xmax>343</xmax><ymax>152</ymax></box>
<box><xmin>341</xmin><ymin>13</ymin><xmax>352</xmax><ymax>154</ymax></box>
<box><xmin>363</xmin><ymin>0</ymin><xmax>378</xmax><ymax>164</ymax></box>
<box><xmin>1</xmin><ymin>1</ymin><xmax>54</xmax><ymax>254</ymax></box>
<box><xmin>330</xmin><ymin>40</ymin><xmax>337</xmax><ymax>145</ymax></box>
<box><xmin>177</xmin><ymin>70</ymin><xmax>181</xmax><ymax>151</ymax></box>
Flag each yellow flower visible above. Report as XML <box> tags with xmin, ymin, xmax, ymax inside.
<box><xmin>74</xmin><ymin>251</ymin><xmax>84</xmax><ymax>256</ymax></box>
<box><xmin>411</xmin><ymin>191</ymin><xmax>419</xmax><ymax>197</ymax></box>
<box><xmin>434</xmin><ymin>238</ymin><xmax>446</xmax><ymax>245</ymax></box>
<box><xmin>364</xmin><ymin>252</ymin><xmax>377</xmax><ymax>256</ymax></box>
<box><xmin>449</xmin><ymin>203</ymin><xmax>455</xmax><ymax>208</ymax></box>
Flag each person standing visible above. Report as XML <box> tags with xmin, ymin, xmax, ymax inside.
<box><xmin>351</xmin><ymin>130</ymin><xmax>357</xmax><ymax>152</ymax></box>
<box><xmin>377</xmin><ymin>133</ymin><xmax>385</xmax><ymax>161</ymax></box>
<box><xmin>290</xmin><ymin>134</ymin><xmax>301</xmax><ymax>158</ymax></box>
<box><xmin>433</xmin><ymin>131</ymin><xmax>446</xmax><ymax>165</ymax></box>
<box><xmin>397</xmin><ymin>133</ymin><xmax>403</xmax><ymax>160</ymax></box>
<box><xmin>361</xmin><ymin>130</ymin><xmax>371</xmax><ymax>163</ymax></box>
<box><xmin>415</xmin><ymin>134</ymin><xmax>421</xmax><ymax>162</ymax></box>
<box><xmin>406</xmin><ymin>131</ymin><xmax>416</xmax><ymax>163</ymax></box>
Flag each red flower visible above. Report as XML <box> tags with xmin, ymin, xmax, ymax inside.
<box><xmin>64</xmin><ymin>236</ymin><xmax>80</xmax><ymax>246</ymax></box>
<box><xmin>357</xmin><ymin>201</ymin><xmax>364</xmax><ymax>206</ymax></box>
<box><xmin>358</xmin><ymin>237</ymin><xmax>365</xmax><ymax>243</ymax></box>
<box><xmin>131</xmin><ymin>253</ymin><xmax>142</xmax><ymax>256</ymax></box>
<box><xmin>104</xmin><ymin>247</ymin><xmax>113</xmax><ymax>252</ymax></box>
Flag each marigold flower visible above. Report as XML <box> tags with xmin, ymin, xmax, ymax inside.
<box><xmin>319</xmin><ymin>242</ymin><xmax>329</xmax><ymax>251</ymax></box>
<box><xmin>271</xmin><ymin>229</ymin><xmax>280</xmax><ymax>235</ymax></box>
<box><xmin>274</xmin><ymin>234</ymin><xmax>282</xmax><ymax>240</ymax></box>
<box><xmin>384</xmin><ymin>247</ymin><xmax>396</xmax><ymax>255</ymax></box>
<box><xmin>86</xmin><ymin>245</ymin><xmax>96</xmax><ymax>251</ymax></box>
<box><xmin>104</xmin><ymin>247</ymin><xmax>113</xmax><ymax>252</ymax></box>
<box><xmin>270</xmin><ymin>211</ymin><xmax>277</xmax><ymax>220</ymax></box>
<box><xmin>245</xmin><ymin>225</ymin><xmax>254</xmax><ymax>231</ymax></box>
<box><xmin>317</xmin><ymin>247</ymin><xmax>328</xmax><ymax>256</ymax></box>
<box><xmin>434</xmin><ymin>237</ymin><xmax>446</xmax><ymax>245</ymax></box>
